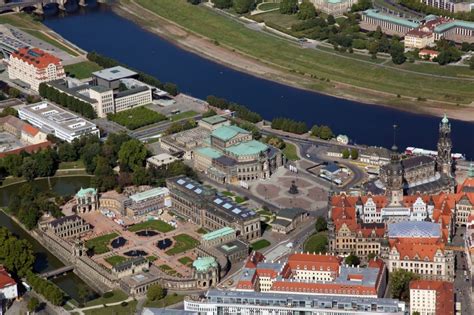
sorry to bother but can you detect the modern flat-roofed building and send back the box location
[7,47,65,91]
[310,0,358,16]
[184,289,406,314]
[198,115,231,131]
[360,9,419,36]
[92,66,138,89]
[409,280,454,315]
[166,176,261,241]
[271,208,309,234]
[146,153,179,169]
[18,101,100,142]
[126,187,170,217]
[160,126,211,159]
[113,85,152,113]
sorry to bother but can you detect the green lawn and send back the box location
[144,294,184,308]
[234,196,247,204]
[85,233,118,255]
[169,110,198,121]
[132,0,474,104]
[304,232,328,253]
[128,220,175,233]
[196,227,209,234]
[84,300,137,315]
[166,234,200,255]
[85,290,128,307]
[105,255,128,266]
[258,2,280,11]
[221,191,235,197]
[251,239,271,251]
[108,107,167,130]
[147,255,157,262]
[253,11,299,30]
[178,256,193,266]
[58,160,85,170]
[159,264,182,276]
[283,142,299,161]
[64,61,102,79]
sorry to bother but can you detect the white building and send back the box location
[7,47,65,92]
[310,0,358,16]
[18,101,100,143]
[114,86,152,113]
[146,153,179,168]
[409,280,454,315]
[0,266,17,300]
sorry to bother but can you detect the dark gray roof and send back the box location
[272,218,292,227]
[113,257,147,272]
[214,155,237,166]
[361,146,391,158]
[216,239,249,256]
[47,80,96,104]
[142,308,195,315]
[115,86,149,98]
[49,214,82,228]
[401,155,435,169]
[324,163,340,173]
[276,208,307,220]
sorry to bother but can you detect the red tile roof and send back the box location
[287,253,341,273]
[0,267,16,289]
[410,280,454,315]
[11,47,61,69]
[22,123,40,136]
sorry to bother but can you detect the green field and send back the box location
[85,233,118,255]
[85,290,128,307]
[178,256,193,266]
[253,11,299,30]
[282,142,299,161]
[159,264,182,277]
[131,0,474,105]
[258,2,280,11]
[251,239,271,251]
[169,110,198,121]
[128,220,175,232]
[105,255,128,266]
[58,160,85,170]
[304,232,328,253]
[64,61,102,79]
[147,255,157,262]
[84,300,137,315]
[108,107,167,130]
[196,227,209,234]
[166,234,200,255]
[144,294,184,308]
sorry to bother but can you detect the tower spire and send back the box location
[391,124,398,152]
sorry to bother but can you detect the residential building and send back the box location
[45,214,91,238]
[387,221,455,281]
[409,280,454,315]
[327,145,344,158]
[126,187,171,218]
[18,101,100,143]
[359,146,392,166]
[7,47,65,91]
[419,49,439,60]
[0,266,17,300]
[420,0,474,13]
[310,0,358,16]
[198,115,231,131]
[75,187,99,213]
[271,208,309,234]
[166,176,261,241]
[146,153,179,169]
[92,66,138,89]
[194,124,285,184]
[360,9,419,37]
[184,290,406,314]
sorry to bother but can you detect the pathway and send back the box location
[68,297,135,314]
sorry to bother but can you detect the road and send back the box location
[452,227,473,315]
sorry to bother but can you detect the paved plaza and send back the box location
[250,167,327,211]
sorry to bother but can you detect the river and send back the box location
[39,3,474,158]
[0,176,97,302]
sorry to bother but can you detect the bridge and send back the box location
[39,265,74,279]
[0,0,106,14]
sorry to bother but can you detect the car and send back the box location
[306,154,311,158]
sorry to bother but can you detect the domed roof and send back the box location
[193,256,217,272]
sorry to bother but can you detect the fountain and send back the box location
[289,180,299,194]
[110,237,127,249]
[135,229,158,237]
[156,238,173,250]
[124,249,148,257]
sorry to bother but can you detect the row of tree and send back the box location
[310,124,334,140]
[87,52,179,96]
[38,83,96,119]
[164,119,197,135]
[0,148,59,181]
[212,0,257,14]
[342,148,359,160]
[206,95,262,123]
[280,0,318,20]
[271,117,308,134]
[26,273,65,306]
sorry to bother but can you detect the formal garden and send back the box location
[107,107,167,130]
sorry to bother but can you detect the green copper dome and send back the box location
[193,256,217,272]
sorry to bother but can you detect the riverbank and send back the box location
[113,0,474,121]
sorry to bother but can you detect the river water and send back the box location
[40,3,474,158]
[0,176,96,302]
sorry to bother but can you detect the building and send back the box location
[75,187,99,213]
[409,280,454,315]
[200,227,249,264]
[45,214,91,238]
[166,176,261,241]
[113,86,152,113]
[421,0,474,13]
[387,221,454,281]
[194,125,285,184]
[359,146,392,166]
[146,153,179,169]
[112,257,150,278]
[160,126,211,159]
[198,115,231,131]
[0,266,17,300]
[419,49,439,60]
[18,101,100,142]
[7,47,65,91]
[271,208,309,234]
[310,0,358,16]
[360,10,419,37]
[404,16,450,49]
[98,190,130,216]
[327,145,344,158]
[434,19,474,43]
[92,66,138,89]
[126,187,170,217]
[201,227,236,248]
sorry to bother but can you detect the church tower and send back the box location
[437,114,452,176]
[386,125,403,206]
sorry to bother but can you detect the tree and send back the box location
[344,254,360,266]
[315,216,327,232]
[147,284,166,301]
[233,0,255,14]
[367,252,377,260]
[327,15,336,25]
[2,154,23,177]
[0,228,35,277]
[78,284,91,307]
[8,87,20,98]
[280,0,298,14]
[390,40,406,65]
[318,125,333,140]
[0,107,17,118]
[390,269,418,301]
[21,157,38,181]
[133,167,151,186]
[187,0,201,4]
[118,139,148,172]
[202,109,217,118]
[297,0,317,20]
[58,142,78,162]
[350,148,359,160]
[213,0,233,8]
[163,82,179,96]
[470,57,474,70]
[27,297,40,313]
[342,148,350,159]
